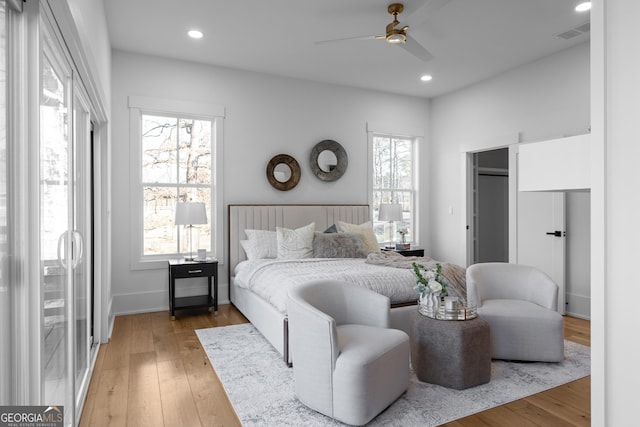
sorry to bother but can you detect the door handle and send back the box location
[546,231,562,237]
[57,232,68,268]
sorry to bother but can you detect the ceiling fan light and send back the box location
[188,29,203,39]
[386,33,406,44]
[420,74,433,82]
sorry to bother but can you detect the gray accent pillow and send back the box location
[312,232,368,258]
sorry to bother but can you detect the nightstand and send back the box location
[168,259,218,320]
[383,247,425,257]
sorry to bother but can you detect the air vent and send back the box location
[575,22,591,33]
[555,21,590,40]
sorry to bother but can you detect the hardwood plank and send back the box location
[150,310,175,335]
[506,400,576,427]
[78,344,106,427]
[126,351,164,427]
[183,347,242,427]
[129,313,155,354]
[86,367,130,427]
[524,385,590,426]
[153,327,181,362]
[101,316,132,370]
[157,358,202,427]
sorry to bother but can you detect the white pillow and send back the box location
[336,221,380,254]
[239,229,277,260]
[276,222,315,259]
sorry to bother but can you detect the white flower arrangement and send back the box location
[412,262,447,299]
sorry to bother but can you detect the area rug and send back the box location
[196,324,590,426]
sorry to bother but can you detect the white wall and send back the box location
[430,42,590,265]
[565,191,590,318]
[111,50,430,314]
[519,134,590,191]
[66,0,111,113]
[599,0,640,423]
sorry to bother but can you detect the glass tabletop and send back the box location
[418,304,478,321]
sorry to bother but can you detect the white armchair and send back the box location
[466,262,564,362]
[287,280,409,426]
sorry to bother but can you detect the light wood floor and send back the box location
[79,306,590,427]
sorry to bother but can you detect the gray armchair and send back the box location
[287,280,409,426]
[466,262,564,362]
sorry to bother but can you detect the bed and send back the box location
[228,204,465,365]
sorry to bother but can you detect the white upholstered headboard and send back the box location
[227,204,370,278]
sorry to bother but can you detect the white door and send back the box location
[515,191,566,314]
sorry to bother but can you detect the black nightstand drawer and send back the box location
[382,247,425,257]
[171,262,217,278]
[396,248,425,257]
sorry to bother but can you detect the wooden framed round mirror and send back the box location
[309,140,348,182]
[266,154,301,191]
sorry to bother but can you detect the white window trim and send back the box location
[128,96,225,270]
[366,122,422,246]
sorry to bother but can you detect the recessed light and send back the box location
[420,75,433,82]
[188,30,203,39]
[575,2,591,12]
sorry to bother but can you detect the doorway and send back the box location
[471,148,509,263]
[465,143,567,314]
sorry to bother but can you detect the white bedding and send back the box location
[233,258,419,313]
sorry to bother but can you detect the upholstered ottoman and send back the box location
[409,311,491,390]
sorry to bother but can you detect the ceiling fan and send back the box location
[316,1,448,62]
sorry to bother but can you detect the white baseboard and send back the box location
[565,292,590,320]
[112,287,230,316]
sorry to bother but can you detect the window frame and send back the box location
[367,123,421,246]
[129,96,224,270]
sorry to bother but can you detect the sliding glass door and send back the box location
[0,0,10,405]
[40,10,94,423]
[40,27,73,413]
[72,82,93,411]
[0,1,100,422]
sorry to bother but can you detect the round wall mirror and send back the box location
[309,140,348,182]
[274,163,292,182]
[317,150,338,173]
[266,154,301,191]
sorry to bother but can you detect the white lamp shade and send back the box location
[175,202,207,225]
[378,203,403,222]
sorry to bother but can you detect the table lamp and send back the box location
[378,203,403,249]
[175,202,207,261]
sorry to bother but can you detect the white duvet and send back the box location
[233,258,419,313]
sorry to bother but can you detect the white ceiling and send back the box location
[104,0,590,99]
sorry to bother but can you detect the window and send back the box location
[141,114,212,255]
[129,97,224,268]
[370,134,417,244]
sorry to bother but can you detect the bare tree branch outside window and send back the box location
[372,135,415,243]
[141,114,213,255]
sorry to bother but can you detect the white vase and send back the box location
[418,292,441,317]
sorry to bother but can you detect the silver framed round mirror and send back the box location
[266,154,301,191]
[309,140,348,182]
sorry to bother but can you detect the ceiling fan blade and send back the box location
[406,0,450,27]
[399,34,434,61]
[315,34,380,45]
